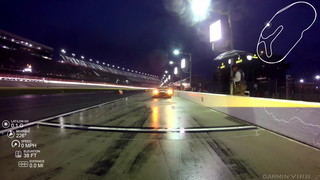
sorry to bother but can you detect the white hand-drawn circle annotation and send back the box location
[256,1,317,64]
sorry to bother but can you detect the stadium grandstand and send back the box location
[59,54,160,86]
[0,29,53,60]
[0,29,160,87]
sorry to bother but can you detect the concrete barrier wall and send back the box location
[176,91,320,149]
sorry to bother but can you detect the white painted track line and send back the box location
[0,97,126,135]
[37,122,257,133]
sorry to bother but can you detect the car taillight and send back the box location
[167,89,173,95]
[153,89,159,94]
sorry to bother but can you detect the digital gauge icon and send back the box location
[11,140,21,148]
[7,131,15,138]
[2,120,10,128]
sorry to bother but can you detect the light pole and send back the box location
[209,1,235,95]
[173,49,192,90]
[210,17,235,95]
[315,75,320,100]
[299,79,304,99]
[225,9,235,95]
[167,59,183,89]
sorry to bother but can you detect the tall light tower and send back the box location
[173,49,192,90]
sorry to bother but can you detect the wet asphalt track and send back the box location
[1,92,320,180]
[0,91,139,130]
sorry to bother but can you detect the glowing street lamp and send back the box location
[299,79,304,83]
[61,49,66,54]
[181,59,186,69]
[316,75,320,80]
[81,56,84,59]
[173,49,180,55]
[169,61,174,65]
[71,53,75,57]
[174,67,178,75]
[165,70,168,74]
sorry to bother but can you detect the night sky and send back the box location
[1,0,320,81]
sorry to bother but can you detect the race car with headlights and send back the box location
[152,87,174,98]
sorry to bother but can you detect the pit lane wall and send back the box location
[176,91,320,149]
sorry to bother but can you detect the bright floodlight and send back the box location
[191,0,211,21]
[316,75,320,80]
[210,20,222,42]
[169,61,174,65]
[165,70,168,74]
[61,49,66,54]
[181,58,186,69]
[174,67,178,75]
[173,49,180,55]
[247,55,253,61]
[299,79,304,83]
